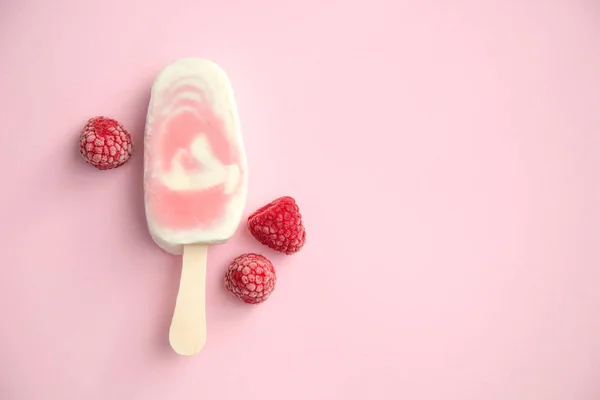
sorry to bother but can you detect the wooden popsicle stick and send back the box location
[169,243,208,356]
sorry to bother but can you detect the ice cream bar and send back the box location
[143,58,247,355]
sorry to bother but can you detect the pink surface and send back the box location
[0,1,599,399]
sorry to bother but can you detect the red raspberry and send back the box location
[225,253,276,304]
[79,116,133,170]
[248,196,306,254]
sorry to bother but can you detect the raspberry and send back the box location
[79,116,133,170]
[225,254,276,304]
[248,196,306,254]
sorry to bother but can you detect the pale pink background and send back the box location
[0,0,599,399]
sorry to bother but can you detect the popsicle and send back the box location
[143,58,247,355]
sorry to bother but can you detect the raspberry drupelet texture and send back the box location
[79,116,133,170]
[248,196,306,254]
[225,253,276,304]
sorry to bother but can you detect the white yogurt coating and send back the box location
[143,58,248,254]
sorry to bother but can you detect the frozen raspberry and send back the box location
[248,196,306,254]
[79,116,133,170]
[225,253,276,304]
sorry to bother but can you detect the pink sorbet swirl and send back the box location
[147,76,243,230]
